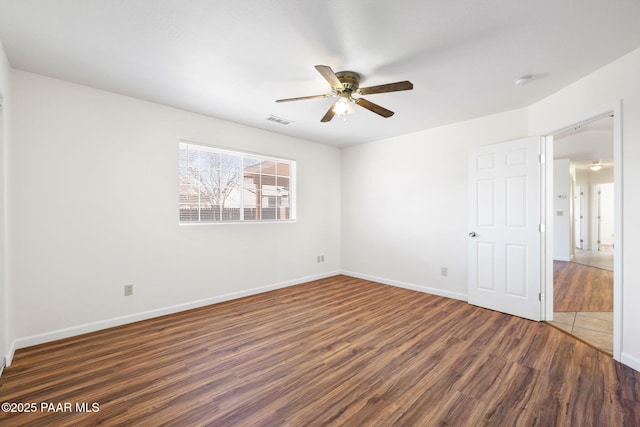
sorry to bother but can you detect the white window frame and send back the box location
[179,141,296,224]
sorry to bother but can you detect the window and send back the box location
[179,142,295,223]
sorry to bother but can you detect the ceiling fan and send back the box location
[276,65,413,122]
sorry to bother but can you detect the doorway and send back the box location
[547,114,615,355]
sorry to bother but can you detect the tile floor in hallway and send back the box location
[549,311,613,355]
[551,249,613,354]
[573,248,613,271]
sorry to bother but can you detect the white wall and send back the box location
[341,109,527,299]
[528,47,640,371]
[553,159,571,261]
[0,40,11,371]
[9,71,341,349]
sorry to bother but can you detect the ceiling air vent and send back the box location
[266,115,294,126]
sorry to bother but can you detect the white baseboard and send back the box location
[10,271,341,356]
[553,256,571,262]
[621,352,640,373]
[0,341,16,377]
[1,340,15,378]
[341,270,467,302]
[6,340,15,365]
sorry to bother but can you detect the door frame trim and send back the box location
[540,101,622,362]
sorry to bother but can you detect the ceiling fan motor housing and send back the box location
[335,71,360,93]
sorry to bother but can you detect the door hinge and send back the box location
[539,293,541,301]
[539,154,545,164]
[539,224,546,232]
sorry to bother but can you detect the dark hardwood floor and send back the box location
[554,261,613,312]
[1,275,639,426]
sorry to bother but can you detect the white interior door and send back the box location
[468,136,542,321]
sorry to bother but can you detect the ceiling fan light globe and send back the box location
[333,97,350,115]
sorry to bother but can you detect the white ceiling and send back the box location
[1,0,639,148]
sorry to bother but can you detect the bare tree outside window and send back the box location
[179,143,294,223]
[197,151,241,220]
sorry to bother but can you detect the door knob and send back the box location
[469,232,477,237]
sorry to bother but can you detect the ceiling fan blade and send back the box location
[355,98,394,118]
[315,65,343,90]
[321,102,338,122]
[276,94,331,103]
[358,81,414,95]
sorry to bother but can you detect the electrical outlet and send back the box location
[441,267,448,277]
[124,284,134,296]
[317,255,325,263]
